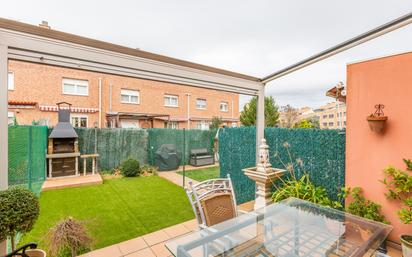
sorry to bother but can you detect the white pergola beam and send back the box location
[0,44,7,255]
[2,30,262,95]
[262,12,412,83]
[0,44,7,191]
[256,86,265,161]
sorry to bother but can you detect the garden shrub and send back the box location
[272,174,341,209]
[341,187,388,223]
[120,158,140,177]
[382,160,412,224]
[46,217,92,257]
[140,165,158,176]
[0,186,40,250]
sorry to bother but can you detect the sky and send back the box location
[1,1,412,109]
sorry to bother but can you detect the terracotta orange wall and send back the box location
[346,52,412,242]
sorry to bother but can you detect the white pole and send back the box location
[256,84,265,164]
[0,44,8,255]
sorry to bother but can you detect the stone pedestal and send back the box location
[243,138,285,210]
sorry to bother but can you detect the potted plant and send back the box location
[0,186,40,252]
[381,159,412,257]
[341,187,389,253]
[367,104,388,133]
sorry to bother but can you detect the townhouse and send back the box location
[7,60,240,129]
[317,102,347,129]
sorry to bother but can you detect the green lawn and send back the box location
[177,166,220,181]
[21,176,194,252]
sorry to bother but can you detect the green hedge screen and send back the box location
[219,127,345,204]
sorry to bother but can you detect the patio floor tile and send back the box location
[117,237,147,255]
[143,229,171,246]
[150,243,172,257]
[124,247,156,257]
[84,244,122,257]
[182,219,199,231]
[163,223,190,238]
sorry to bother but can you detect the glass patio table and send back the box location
[166,198,392,257]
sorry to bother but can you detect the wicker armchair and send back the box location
[185,174,245,229]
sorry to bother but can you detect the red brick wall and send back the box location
[8,60,239,128]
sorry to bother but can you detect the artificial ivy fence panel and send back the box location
[219,127,257,204]
[8,125,48,195]
[219,127,346,204]
[73,128,216,171]
[148,128,216,166]
[75,128,149,172]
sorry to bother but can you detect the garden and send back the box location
[2,127,412,256]
[1,158,195,256]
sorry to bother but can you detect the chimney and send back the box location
[39,21,51,29]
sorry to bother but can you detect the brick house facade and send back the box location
[7,60,240,129]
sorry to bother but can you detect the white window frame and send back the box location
[120,89,140,104]
[8,72,14,90]
[71,115,88,128]
[196,98,207,110]
[231,122,237,128]
[62,78,89,96]
[164,94,179,107]
[197,121,209,130]
[8,112,14,125]
[220,101,229,112]
[165,121,179,129]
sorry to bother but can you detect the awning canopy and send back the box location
[39,105,99,113]
[326,86,346,103]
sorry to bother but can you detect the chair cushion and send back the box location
[200,193,236,227]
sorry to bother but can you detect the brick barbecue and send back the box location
[46,102,79,178]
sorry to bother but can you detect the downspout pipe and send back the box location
[185,93,191,129]
[262,12,412,83]
[98,78,102,128]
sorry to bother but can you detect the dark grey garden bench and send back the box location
[189,148,215,167]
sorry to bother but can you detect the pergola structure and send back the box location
[0,9,411,255]
[106,112,171,128]
[1,13,412,192]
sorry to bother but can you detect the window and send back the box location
[164,95,178,107]
[121,120,139,128]
[322,122,327,127]
[328,122,334,127]
[62,78,88,96]
[231,122,237,128]
[121,89,140,104]
[164,121,179,129]
[328,114,334,118]
[196,98,207,109]
[337,121,340,126]
[71,115,88,128]
[322,115,327,119]
[8,72,14,90]
[220,102,229,112]
[8,112,14,125]
[344,121,347,126]
[197,121,209,130]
